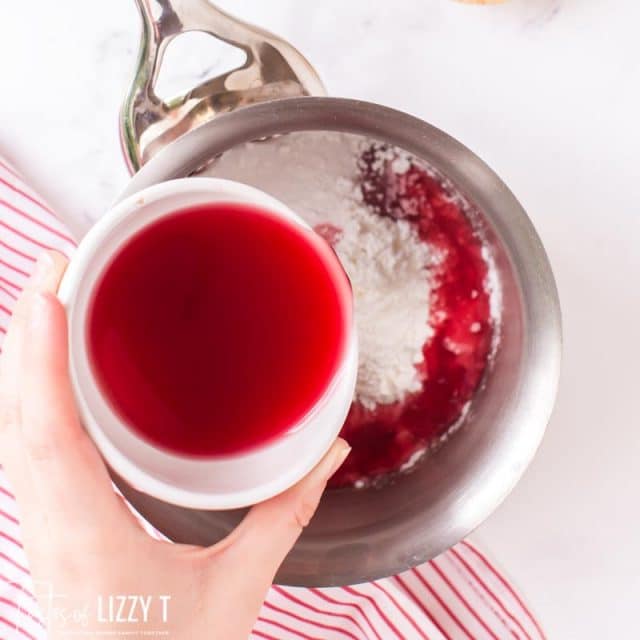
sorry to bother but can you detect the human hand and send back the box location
[0,250,351,639]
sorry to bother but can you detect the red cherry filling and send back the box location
[329,146,494,488]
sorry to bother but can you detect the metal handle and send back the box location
[120,0,326,173]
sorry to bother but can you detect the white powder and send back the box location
[333,195,432,408]
[201,131,433,409]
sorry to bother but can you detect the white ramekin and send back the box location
[58,177,357,510]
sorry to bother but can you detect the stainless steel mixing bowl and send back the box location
[111,0,562,586]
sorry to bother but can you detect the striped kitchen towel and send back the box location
[0,156,545,640]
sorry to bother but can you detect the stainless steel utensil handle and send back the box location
[120,0,326,172]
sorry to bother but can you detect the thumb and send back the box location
[208,438,350,589]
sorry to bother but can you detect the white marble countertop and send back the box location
[2,1,639,637]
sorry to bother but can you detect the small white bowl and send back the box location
[59,177,357,510]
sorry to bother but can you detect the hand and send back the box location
[0,251,351,639]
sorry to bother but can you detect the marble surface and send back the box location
[2,1,639,637]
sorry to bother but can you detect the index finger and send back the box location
[0,251,67,424]
[0,251,68,483]
[3,252,132,541]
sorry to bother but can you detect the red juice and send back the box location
[88,203,351,457]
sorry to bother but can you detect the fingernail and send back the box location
[324,440,352,480]
[28,291,51,330]
[30,251,55,287]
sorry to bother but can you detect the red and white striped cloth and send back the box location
[0,156,545,640]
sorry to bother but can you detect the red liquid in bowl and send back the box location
[330,149,494,487]
[88,203,350,457]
